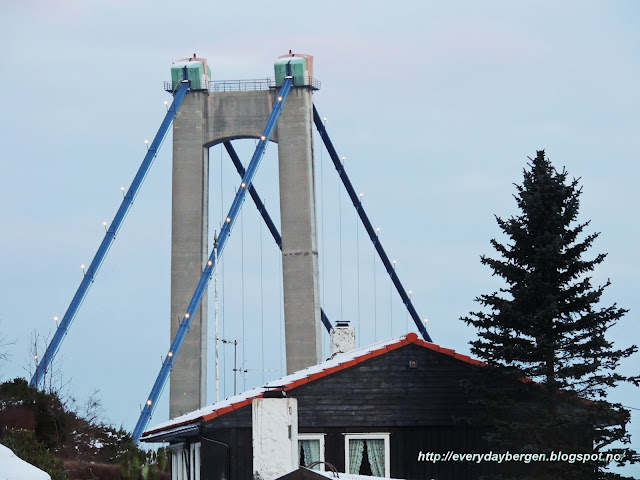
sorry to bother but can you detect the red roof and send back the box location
[141,333,485,439]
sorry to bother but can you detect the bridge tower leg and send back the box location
[170,90,209,419]
[276,87,322,374]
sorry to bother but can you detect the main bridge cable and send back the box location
[312,105,433,343]
[132,76,294,443]
[222,141,333,333]
[30,74,192,389]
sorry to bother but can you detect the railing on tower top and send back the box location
[210,78,271,92]
[164,76,320,93]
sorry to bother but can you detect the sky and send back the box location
[1,0,639,476]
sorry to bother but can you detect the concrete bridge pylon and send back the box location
[169,54,322,418]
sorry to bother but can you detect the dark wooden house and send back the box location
[140,332,591,480]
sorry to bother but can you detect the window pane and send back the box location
[299,439,321,469]
[346,436,389,477]
[348,439,365,474]
[365,439,385,477]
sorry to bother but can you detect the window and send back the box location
[169,442,200,480]
[298,434,325,471]
[344,433,390,477]
[169,445,187,480]
[189,442,201,480]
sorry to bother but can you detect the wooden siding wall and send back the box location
[207,344,480,430]
[201,424,592,480]
[296,344,478,427]
[307,426,493,480]
[201,427,252,480]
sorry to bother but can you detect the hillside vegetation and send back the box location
[0,378,168,480]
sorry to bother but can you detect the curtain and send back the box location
[171,451,179,480]
[348,439,365,474]
[299,439,321,469]
[366,439,385,477]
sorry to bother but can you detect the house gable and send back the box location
[295,343,478,428]
[194,342,481,432]
[142,333,485,440]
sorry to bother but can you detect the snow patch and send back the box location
[0,443,51,480]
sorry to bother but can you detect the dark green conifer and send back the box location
[462,150,638,479]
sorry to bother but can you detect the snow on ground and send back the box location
[0,443,51,480]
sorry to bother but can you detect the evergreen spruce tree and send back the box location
[462,151,638,479]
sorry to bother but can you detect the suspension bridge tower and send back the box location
[169,54,322,418]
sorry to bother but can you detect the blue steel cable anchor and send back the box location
[132,77,294,443]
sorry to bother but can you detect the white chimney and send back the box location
[329,320,356,358]
[252,393,298,480]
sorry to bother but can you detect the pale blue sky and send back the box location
[1,1,639,475]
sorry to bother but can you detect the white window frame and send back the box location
[344,433,390,477]
[298,433,326,471]
[189,442,201,480]
[168,443,187,480]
